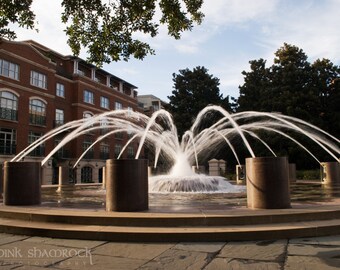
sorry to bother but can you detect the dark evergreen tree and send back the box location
[166,66,231,137]
[237,59,269,111]
[236,43,340,168]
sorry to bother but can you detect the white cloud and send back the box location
[12,0,71,55]
[7,0,340,102]
[254,0,340,63]
[202,0,279,26]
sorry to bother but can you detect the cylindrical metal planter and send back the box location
[106,159,148,212]
[321,162,340,185]
[246,157,290,209]
[4,161,41,205]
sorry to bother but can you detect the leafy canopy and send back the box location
[167,66,231,137]
[0,0,204,66]
[0,0,36,39]
[236,43,340,168]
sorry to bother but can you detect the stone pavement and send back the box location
[0,233,340,269]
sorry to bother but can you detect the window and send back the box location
[115,131,124,140]
[0,128,16,155]
[0,91,18,121]
[84,90,94,104]
[83,112,93,119]
[127,125,134,139]
[127,106,133,116]
[81,166,93,183]
[54,138,68,159]
[83,112,94,131]
[114,144,122,158]
[100,96,109,109]
[83,140,94,159]
[29,99,46,125]
[115,101,122,110]
[55,109,64,126]
[56,83,65,97]
[127,146,134,158]
[152,101,160,111]
[28,131,44,156]
[100,117,109,134]
[0,59,19,80]
[30,71,47,89]
[100,143,110,159]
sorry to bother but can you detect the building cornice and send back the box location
[0,49,56,74]
[0,79,55,99]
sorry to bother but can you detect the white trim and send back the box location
[29,96,48,104]
[0,88,20,97]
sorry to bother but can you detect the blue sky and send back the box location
[12,0,340,102]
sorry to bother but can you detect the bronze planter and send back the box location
[321,162,340,186]
[246,157,290,209]
[4,161,41,205]
[106,159,148,212]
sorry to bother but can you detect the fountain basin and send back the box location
[149,174,244,193]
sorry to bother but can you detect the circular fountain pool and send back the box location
[41,181,340,212]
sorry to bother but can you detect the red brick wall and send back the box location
[0,39,142,161]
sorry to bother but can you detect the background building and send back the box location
[0,38,142,184]
[137,94,167,116]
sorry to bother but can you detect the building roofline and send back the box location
[137,94,167,104]
[20,39,138,89]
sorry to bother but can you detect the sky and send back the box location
[11,0,340,102]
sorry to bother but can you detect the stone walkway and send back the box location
[0,233,340,269]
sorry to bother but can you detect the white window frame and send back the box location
[100,96,109,109]
[30,70,47,89]
[55,109,64,124]
[115,101,122,110]
[84,90,94,104]
[0,59,19,80]
[56,83,65,97]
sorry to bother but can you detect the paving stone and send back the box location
[39,238,106,249]
[290,235,340,246]
[23,237,49,243]
[174,242,225,253]
[288,243,340,257]
[53,254,146,270]
[204,257,282,270]
[16,265,60,270]
[138,248,210,270]
[92,242,175,260]
[0,260,23,269]
[218,239,287,262]
[285,255,340,270]
[0,234,30,246]
[0,239,90,268]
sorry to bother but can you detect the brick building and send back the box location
[0,38,142,184]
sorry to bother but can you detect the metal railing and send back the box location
[0,107,18,121]
[29,114,46,126]
[0,143,16,155]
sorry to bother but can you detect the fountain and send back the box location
[1,105,340,240]
[8,105,339,195]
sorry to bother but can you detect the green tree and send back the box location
[311,58,340,136]
[270,43,317,120]
[166,66,231,137]
[236,43,340,168]
[0,0,204,66]
[0,0,36,39]
[237,58,269,111]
